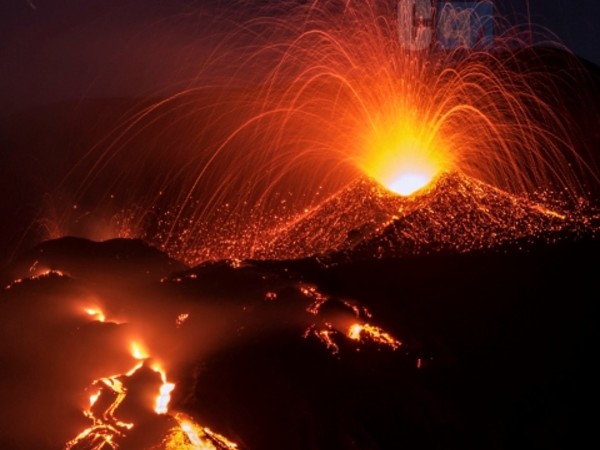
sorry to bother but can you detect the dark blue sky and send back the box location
[1,0,598,111]
[507,0,599,64]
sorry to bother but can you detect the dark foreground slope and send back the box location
[0,233,597,449]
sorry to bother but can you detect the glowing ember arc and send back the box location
[49,0,598,264]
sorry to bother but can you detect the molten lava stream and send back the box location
[65,341,237,450]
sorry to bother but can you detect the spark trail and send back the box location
[46,0,597,264]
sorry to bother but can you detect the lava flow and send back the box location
[65,335,237,450]
[0,239,409,449]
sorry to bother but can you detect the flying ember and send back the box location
[42,0,597,265]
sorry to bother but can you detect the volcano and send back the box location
[1,8,600,444]
[261,171,596,260]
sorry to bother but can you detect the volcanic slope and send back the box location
[261,172,596,260]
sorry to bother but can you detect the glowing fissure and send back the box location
[305,319,401,355]
[311,324,340,354]
[300,283,330,315]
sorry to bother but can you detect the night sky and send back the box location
[0,0,598,112]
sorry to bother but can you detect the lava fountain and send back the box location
[47,0,597,263]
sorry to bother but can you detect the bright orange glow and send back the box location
[125,361,144,376]
[68,337,238,448]
[84,307,106,322]
[357,118,448,196]
[347,323,401,350]
[88,391,100,408]
[388,172,433,196]
[152,364,175,414]
[169,413,239,449]
[176,312,190,327]
[155,381,176,414]
[38,269,65,277]
[49,0,595,265]
[348,323,363,341]
[130,341,149,360]
[179,420,204,447]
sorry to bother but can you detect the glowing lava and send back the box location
[388,172,434,196]
[153,365,175,415]
[65,339,236,449]
[84,308,106,323]
[347,323,402,350]
[306,319,402,355]
[357,117,449,196]
[165,414,238,450]
[365,157,441,196]
[130,341,149,361]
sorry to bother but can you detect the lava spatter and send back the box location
[260,172,597,260]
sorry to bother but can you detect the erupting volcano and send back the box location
[17,0,594,266]
[1,0,599,449]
